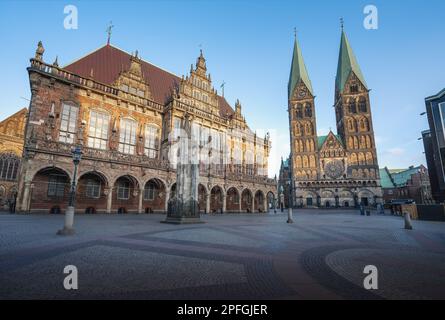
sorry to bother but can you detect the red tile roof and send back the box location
[63,44,234,118]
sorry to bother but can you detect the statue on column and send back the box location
[163,113,203,224]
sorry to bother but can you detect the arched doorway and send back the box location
[143,178,166,213]
[267,191,275,212]
[30,167,71,213]
[226,187,240,213]
[254,190,265,213]
[76,171,108,214]
[241,189,253,213]
[170,183,177,199]
[198,184,207,213]
[210,186,223,213]
[113,175,139,214]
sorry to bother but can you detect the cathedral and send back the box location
[286,27,383,208]
[16,39,275,214]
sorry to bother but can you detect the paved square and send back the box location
[1,210,444,299]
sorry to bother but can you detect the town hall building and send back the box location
[16,39,276,214]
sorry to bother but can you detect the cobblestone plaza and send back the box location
[1,210,444,300]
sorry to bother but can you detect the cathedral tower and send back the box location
[288,35,319,183]
[334,27,380,186]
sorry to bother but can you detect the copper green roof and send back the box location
[379,168,395,189]
[335,30,367,93]
[317,133,343,149]
[391,166,421,187]
[379,166,422,188]
[288,36,314,98]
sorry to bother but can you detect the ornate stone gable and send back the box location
[290,81,314,102]
[112,51,152,101]
[319,132,344,154]
[0,108,27,155]
[177,51,219,116]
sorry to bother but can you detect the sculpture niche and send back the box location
[163,113,203,224]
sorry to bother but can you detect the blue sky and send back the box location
[0,0,444,177]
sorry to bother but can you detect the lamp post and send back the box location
[57,145,83,235]
[287,180,294,224]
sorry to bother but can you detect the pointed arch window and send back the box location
[0,153,20,181]
[349,99,357,114]
[59,102,78,144]
[304,103,312,117]
[119,118,137,154]
[145,124,159,158]
[359,97,367,113]
[88,110,110,150]
[296,104,303,119]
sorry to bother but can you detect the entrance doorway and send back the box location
[306,197,313,206]
[361,197,369,207]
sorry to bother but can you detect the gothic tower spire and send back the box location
[288,34,314,99]
[335,28,367,94]
[334,27,380,188]
[288,34,319,187]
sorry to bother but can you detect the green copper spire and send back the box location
[288,34,314,99]
[335,29,368,93]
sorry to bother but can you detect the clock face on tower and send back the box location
[324,160,344,179]
[298,87,307,98]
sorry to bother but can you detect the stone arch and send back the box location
[241,188,253,213]
[358,189,375,207]
[76,171,109,214]
[143,178,167,213]
[365,152,373,165]
[210,185,223,213]
[309,155,316,168]
[170,183,177,198]
[359,96,367,113]
[366,136,372,148]
[0,185,6,206]
[266,191,275,212]
[302,155,309,168]
[350,153,358,165]
[347,118,356,132]
[303,190,317,207]
[254,190,265,213]
[30,166,72,213]
[226,187,240,212]
[113,174,140,214]
[358,152,366,165]
[296,156,302,168]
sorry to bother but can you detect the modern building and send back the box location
[16,40,276,214]
[423,89,445,203]
[0,108,27,208]
[287,27,382,208]
[379,165,433,205]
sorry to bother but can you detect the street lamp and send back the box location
[286,180,294,224]
[57,145,83,235]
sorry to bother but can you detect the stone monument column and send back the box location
[163,113,203,224]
